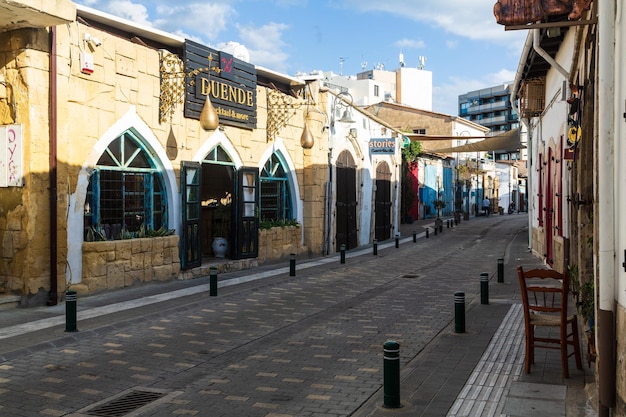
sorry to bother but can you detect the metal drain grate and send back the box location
[85,390,166,417]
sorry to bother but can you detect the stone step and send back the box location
[0,295,21,310]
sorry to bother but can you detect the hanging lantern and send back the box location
[199,93,219,131]
[300,120,314,149]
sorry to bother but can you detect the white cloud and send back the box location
[237,22,291,72]
[395,38,426,49]
[153,4,235,41]
[340,0,526,50]
[102,0,152,26]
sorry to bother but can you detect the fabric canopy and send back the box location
[415,129,524,153]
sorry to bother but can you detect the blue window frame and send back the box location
[84,130,167,240]
[260,153,292,221]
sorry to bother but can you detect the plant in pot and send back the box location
[433,199,446,218]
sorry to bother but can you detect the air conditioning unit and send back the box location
[520,77,545,117]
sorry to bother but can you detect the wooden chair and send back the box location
[517,266,583,378]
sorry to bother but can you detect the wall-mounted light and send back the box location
[330,91,356,128]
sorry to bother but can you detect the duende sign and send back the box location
[184,40,257,130]
[369,137,396,155]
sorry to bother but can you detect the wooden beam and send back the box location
[504,18,597,31]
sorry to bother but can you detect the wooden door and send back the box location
[336,151,358,251]
[181,161,201,269]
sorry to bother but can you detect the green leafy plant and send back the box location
[145,226,175,237]
[85,225,107,242]
[569,264,594,327]
[137,224,175,238]
[259,219,300,230]
[120,228,135,240]
[579,280,595,324]
[401,140,422,164]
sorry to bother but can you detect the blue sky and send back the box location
[75,0,527,116]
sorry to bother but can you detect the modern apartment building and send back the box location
[458,83,519,135]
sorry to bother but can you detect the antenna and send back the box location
[339,57,347,75]
[399,51,405,67]
[418,56,426,70]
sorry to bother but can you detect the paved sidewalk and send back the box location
[355,213,596,417]
[0,214,596,416]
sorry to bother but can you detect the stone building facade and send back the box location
[0,3,402,306]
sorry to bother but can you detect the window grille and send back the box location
[84,131,167,240]
[260,153,291,221]
[520,77,545,117]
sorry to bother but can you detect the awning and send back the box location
[410,128,524,153]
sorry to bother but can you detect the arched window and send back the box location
[84,130,167,240]
[260,153,292,221]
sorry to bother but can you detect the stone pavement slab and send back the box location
[0,214,595,416]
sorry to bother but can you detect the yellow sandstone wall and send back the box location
[0,28,55,303]
[1,22,330,299]
[80,236,180,292]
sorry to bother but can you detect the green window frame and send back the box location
[84,130,167,240]
[260,153,292,221]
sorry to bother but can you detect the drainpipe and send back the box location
[533,29,570,79]
[47,26,58,306]
[597,1,617,414]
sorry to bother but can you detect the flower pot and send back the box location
[212,237,229,258]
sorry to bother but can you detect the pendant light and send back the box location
[301,114,314,149]
[199,93,219,131]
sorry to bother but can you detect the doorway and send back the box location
[201,163,235,258]
[336,150,358,251]
[375,162,392,241]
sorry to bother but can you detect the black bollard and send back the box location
[454,292,465,333]
[480,272,489,305]
[373,239,378,256]
[383,340,402,408]
[395,233,399,248]
[412,231,417,243]
[290,253,296,277]
[426,228,429,238]
[497,258,504,283]
[65,290,78,332]
[447,219,450,228]
[210,266,218,296]
[340,244,346,264]
[434,226,437,236]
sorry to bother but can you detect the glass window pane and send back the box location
[97,150,117,166]
[108,137,122,163]
[128,149,151,168]
[88,131,168,240]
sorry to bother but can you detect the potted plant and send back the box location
[433,199,446,218]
